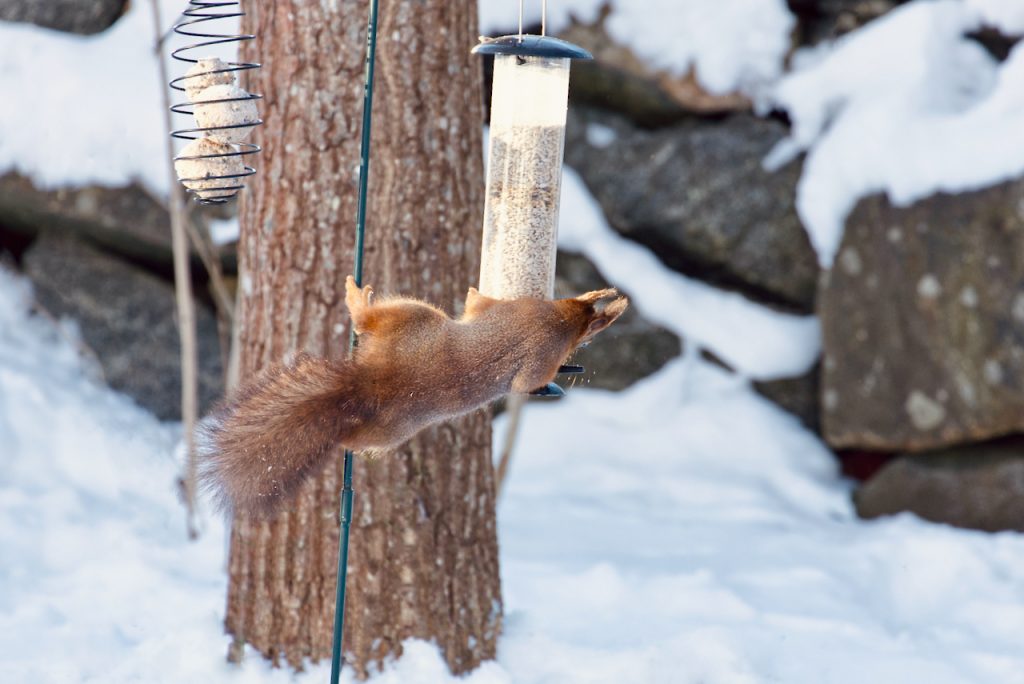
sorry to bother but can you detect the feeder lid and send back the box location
[472,34,593,60]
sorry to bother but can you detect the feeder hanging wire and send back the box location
[516,0,548,39]
[330,0,379,681]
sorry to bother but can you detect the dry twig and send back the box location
[494,394,526,495]
[149,0,200,539]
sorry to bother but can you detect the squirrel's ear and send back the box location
[575,288,619,305]
[582,296,628,340]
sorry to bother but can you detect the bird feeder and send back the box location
[169,4,263,203]
[473,35,592,300]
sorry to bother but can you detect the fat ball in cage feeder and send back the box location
[169,1,263,203]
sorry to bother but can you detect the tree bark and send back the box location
[226,1,500,677]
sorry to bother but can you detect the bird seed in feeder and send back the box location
[479,125,565,299]
[183,57,236,102]
[174,137,244,200]
[192,84,260,144]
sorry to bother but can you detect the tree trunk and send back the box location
[225,1,500,677]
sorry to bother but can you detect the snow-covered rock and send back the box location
[769,0,1024,267]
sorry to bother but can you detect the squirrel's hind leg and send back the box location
[346,275,449,345]
[345,275,375,334]
[463,287,502,320]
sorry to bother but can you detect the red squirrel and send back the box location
[199,275,628,515]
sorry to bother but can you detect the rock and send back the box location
[966,26,1021,63]
[788,1,1021,56]
[855,440,1024,532]
[787,1,903,46]
[0,172,234,271]
[0,0,127,35]
[754,363,821,432]
[819,181,1024,451]
[22,232,224,420]
[565,106,819,312]
[567,58,692,129]
[555,250,681,390]
[558,9,748,126]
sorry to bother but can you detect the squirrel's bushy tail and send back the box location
[197,353,363,517]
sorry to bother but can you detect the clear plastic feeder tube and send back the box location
[474,37,591,300]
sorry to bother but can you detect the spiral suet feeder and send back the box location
[169,1,263,203]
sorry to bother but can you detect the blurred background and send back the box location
[2,1,1024,683]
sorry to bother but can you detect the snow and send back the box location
[559,167,820,380]
[767,0,1024,266]
[584,122,617,148]
[602,0,793,97]
[209,216,241,245]
[478,0,794,96]
[4,246,1024,683]
[478,0,606,36]
[970,0,1024,33]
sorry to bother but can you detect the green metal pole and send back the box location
[330,0,378,681]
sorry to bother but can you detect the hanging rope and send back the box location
[330,0,379,681]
